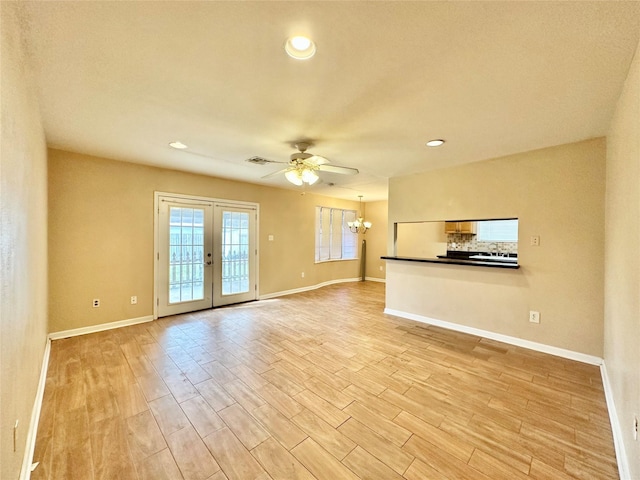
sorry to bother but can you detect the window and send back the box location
[476,219,519,242]
[315,206,358,262]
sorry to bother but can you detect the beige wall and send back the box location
[48,149,364,333]
[395,221,447,259]
[386,138,606,356]
[363,200,387,280]
[605,38,640,477]
[0,4,49,478]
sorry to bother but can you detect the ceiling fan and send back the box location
[246,142,359,186]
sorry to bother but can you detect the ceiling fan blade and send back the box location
[261,167,291,179]
[307,155,330,165]
[318,164,359,175]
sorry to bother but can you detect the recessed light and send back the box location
[169,141,188,150]
[426,139,445,147]
[285,35,316,60]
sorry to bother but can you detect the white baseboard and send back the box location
[384,308,603,366]
[259,277,362,300]
[48,315,154,340]
[600,362,629,479]
[20,338,51,480]
[365,276,386,283]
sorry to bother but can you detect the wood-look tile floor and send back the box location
[32,282,618,479]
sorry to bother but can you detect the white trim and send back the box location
[153,193,160,319]
[384,308,603,366]
[365,276,386,283]
[600,362,629,479]
[20,339,51,480]
[48,315,153,340]
[259,277,361,300]
[155,191,258,209]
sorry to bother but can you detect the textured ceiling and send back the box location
[17,1,640,200]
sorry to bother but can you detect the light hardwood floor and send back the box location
[32,281,618,479]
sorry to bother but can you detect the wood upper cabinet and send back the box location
[444,221,477,234]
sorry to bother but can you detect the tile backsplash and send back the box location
[447,233,518,255]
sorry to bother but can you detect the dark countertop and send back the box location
[381,255,520,269]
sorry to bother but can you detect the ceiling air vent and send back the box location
[246,156,273,165]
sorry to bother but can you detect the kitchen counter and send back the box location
[381,255,520,269]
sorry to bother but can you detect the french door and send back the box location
[155,194,258,317]
[213,203,257,306]
[157,197,214,317]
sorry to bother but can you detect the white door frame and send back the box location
[153,191,260,320]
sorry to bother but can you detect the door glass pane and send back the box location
[221,211,250,295]
[168,206,206,304]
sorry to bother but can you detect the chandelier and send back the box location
[285,165,319,186]
[348,195,372,234]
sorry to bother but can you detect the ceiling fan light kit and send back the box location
[283,167,319,186]
[285,167,320,186]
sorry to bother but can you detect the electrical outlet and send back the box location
[529,311,540,323]
[130,296,137,305]
[530,235,540,246]
[301,272,305,278]
[92,298,100,308]
[634,415,638,441]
